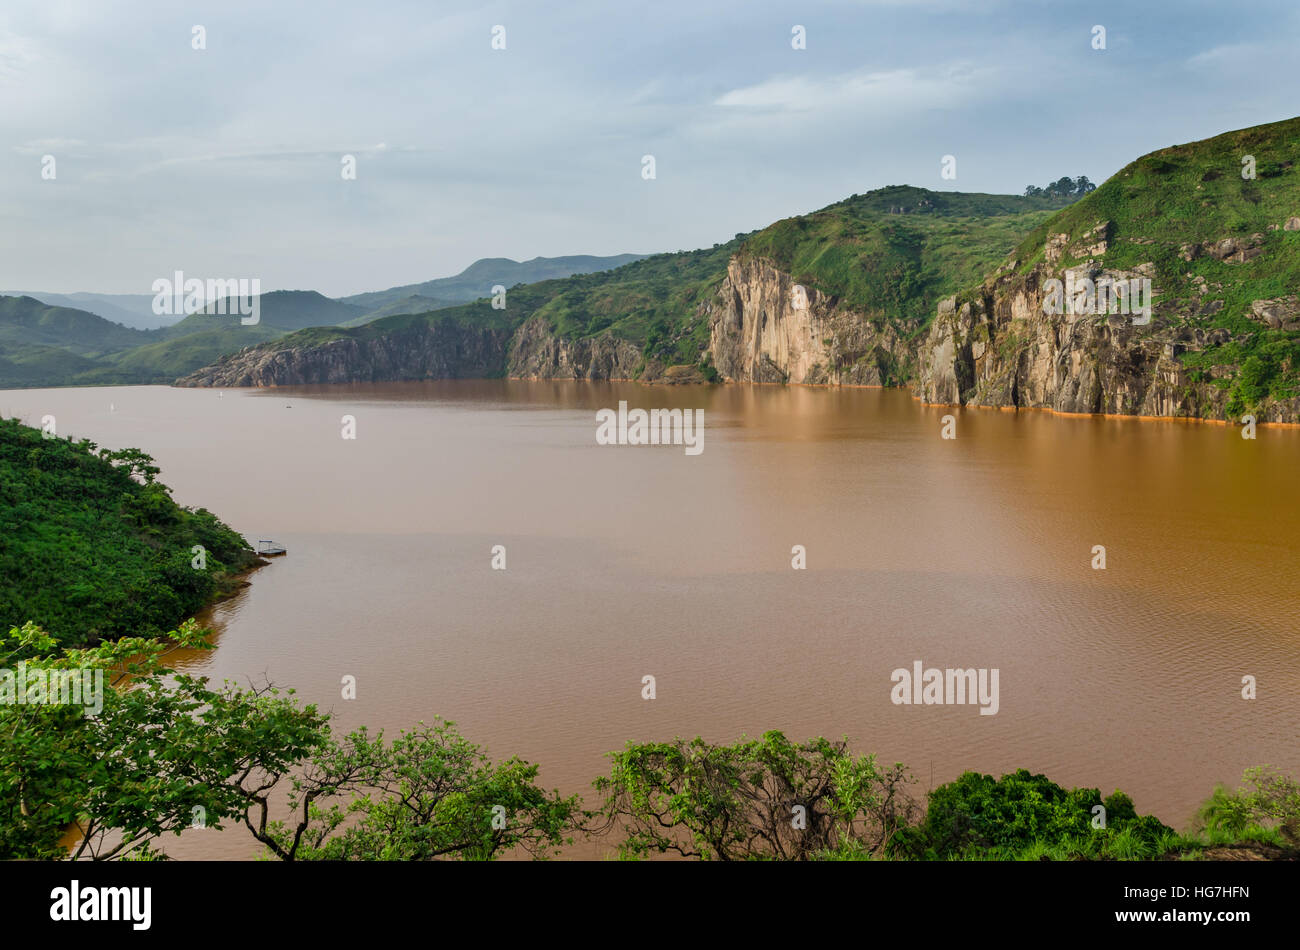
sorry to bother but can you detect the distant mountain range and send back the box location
[0,292,169,330]
[338,254,647,314]
[0,255,645,388]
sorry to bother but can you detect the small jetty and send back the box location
[256,539,287,557]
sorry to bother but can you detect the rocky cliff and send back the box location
[177,321,513,387]
[506,315,642,380]
[916,219,1300,423]
[706,256,911,386]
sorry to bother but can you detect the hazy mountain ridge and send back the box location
[339,254,648,314]
[0,291,172,330]
[0,258,642,388]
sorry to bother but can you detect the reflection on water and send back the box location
[6,380,1299,858]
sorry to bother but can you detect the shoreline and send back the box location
[159,375,1300,429]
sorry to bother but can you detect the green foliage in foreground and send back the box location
[0,418,258,646]
[0,621,579,861]
[0,620,329,860]
[889,769,1173,861]
[250,720,580,861]
[1195,765,1300,847]
[3,644,1295,863]
[591,731,917,860]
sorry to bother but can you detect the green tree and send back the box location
[0,620,330,859]
[247,719,582,860]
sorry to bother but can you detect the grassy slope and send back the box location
[92,325,288,383]
[341,294,460,327]
[0,296,151,357]
[1004,115,1300,409]
[0,418,259,645]
[740,185,1069,334]
[0,296,160,388]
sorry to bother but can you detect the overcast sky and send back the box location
[2,0,1297,297]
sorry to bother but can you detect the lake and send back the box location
[5,380,1298,858]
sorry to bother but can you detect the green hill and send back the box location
[165,290,364,334]
[218,241,746,373]
[340,254,648,313]
[738,185,1071,325]
[97,325,287,381]
[0,342,103,389]
[342,294,460,327]
[0,417,259,645]
[0,291,367,388]
[0,291,174,330]
[1000,116,1300,410]
[0,296,165,388]
[0,296,152,357]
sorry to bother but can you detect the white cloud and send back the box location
[714,65,999,115]
[1186,42,1266,68]
[12,137,83,154]
[0,29,38,79]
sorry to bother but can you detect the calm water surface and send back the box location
[5,380,1298,858]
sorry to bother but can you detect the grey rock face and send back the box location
[707,256,906,386]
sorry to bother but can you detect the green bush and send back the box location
[890,768,1171,860]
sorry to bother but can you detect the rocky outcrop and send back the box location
[506,315,642,380]
[178,312,653,388]
[914,228,1300,422]
[1248,296,1300,330]
[915,279,1192,416]
[177,321,512,387]
[707,256,910,385]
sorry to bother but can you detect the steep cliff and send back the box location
[706,256,908,385]
[703,186,1065,386]
[507,314,643,380]
[916,262,1205,416]
[917,116,1300,423]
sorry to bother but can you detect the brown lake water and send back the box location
[5,380,1298,859]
